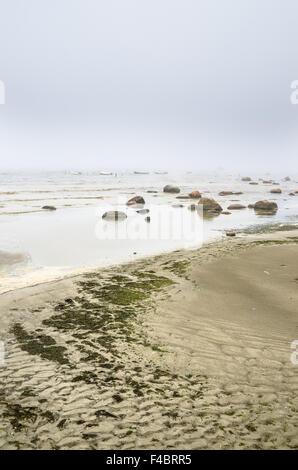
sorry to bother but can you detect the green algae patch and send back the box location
[78,273,174,306]
[1,402,55,432]
[20,389,36,398]
[44,305,112,333]
[162,260,190,278]
[11,323,69,365]
[71,371,98,384]
[41,270,174,361]
[57,419,67,429]
[94,284,147,305]
[112,393,124,403]
[8,267,179,422]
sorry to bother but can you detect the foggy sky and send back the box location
[1,0,298,171]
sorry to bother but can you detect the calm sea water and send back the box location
[0,170,298,293]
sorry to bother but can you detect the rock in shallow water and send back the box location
[198,197,222,213]
[136,209,149,214]
[227,204,246,210]
[189,190,201,199]
[270,188,282,194]
[102,211,127,221]
[126,196,145,205]
[218,191,234,196]
[254,200,278,213]
[163,185,180,194]
[42,205,56,211]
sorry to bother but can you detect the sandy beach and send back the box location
[2,0,298,455]
[0,229,297,450]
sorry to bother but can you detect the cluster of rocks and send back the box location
[99,178,286,224]
[102,195,149,222]
[262,180,280,185]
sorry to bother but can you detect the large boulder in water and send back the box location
[126,195,145,205]
[198,197,222,213]
[163,185,180,194]
[241,177,252,182]
[102,211,127,221]
[254,200,278,213]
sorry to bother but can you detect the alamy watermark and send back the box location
[0,80,5,104]
[290,80,298,104]
[0,341,4,365]
[290,340,298,365]
[94,198,204,248]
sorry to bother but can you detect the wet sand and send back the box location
[0,231,297,449]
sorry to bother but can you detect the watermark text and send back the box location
[291,340,298,365]
[0,341,4,365]
[290,80,298,104]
